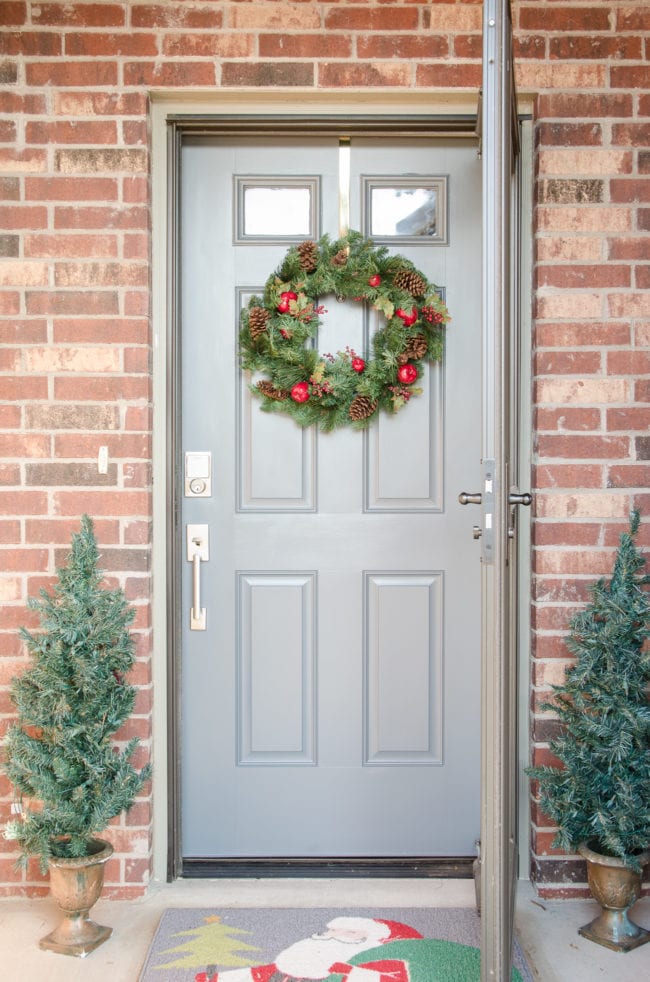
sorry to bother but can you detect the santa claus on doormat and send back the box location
[195,916,423,982]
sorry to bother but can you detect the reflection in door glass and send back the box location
[370,187,438,237]
[244,187,311,236]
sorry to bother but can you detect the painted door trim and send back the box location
[150,91,532,886]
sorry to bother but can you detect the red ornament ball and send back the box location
[290,381,310,403]
[277,290,298,314]
[397,363,418,385]
[351,357,366,373]
[396,306,418,328]
[368,274,382,288]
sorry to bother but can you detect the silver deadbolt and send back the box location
[185,452,212,497]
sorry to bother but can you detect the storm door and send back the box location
[176,131,484,867]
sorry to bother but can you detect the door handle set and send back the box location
[458,460,531,562]
[186,524,209,630]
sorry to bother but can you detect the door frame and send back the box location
[150,91,533,885]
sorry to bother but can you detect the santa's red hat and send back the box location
[374,919,423,942]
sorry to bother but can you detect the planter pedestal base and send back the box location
[579,911,650,953]
[40,917,112,957]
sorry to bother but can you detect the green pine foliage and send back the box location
[527,511,650,869]
[3,515,151,870]
[239,230,450,430]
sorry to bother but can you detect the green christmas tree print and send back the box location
[154,916,261,971]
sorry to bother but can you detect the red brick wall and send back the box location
[0,2,648,899]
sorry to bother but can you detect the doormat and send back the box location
[139,908,533,982]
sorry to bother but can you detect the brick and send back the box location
[25,176,118,202]
[0,491,47,516]
[26,405,119,430]
[535,494,630,521]
[123,61,216,87]
[27,61,118,87]
[608,237,650,261]
[537,179,603,204]
[54,377,149,401]
[535,463,603,490]
[537,207,632,233]
[0,177,19,200]
[539,150,632,177]
[535,408,602,432]
[64,32,158,57]
[0,30,62,56]
[536,322,631,347]
[54,433,149,458]
[534,351,601,376]
[537,435,630,459]
[608,408,650,431]
[536,265,630,289]
[415,64,482,88]
[52,317,148,344]
[636,437,650,460]
[221,62,314,87]
[25,120,118,145]
[0,148,47,173]
[320,62,413,88]
[53,491,150,516]
[55,262,148,287]
[357,36,449,60]
[0,377,48,401]
[549,36,642,61]
[26,461,117,488]
[532,521,601,545]
[537,94,633,119]
[325,7,419,31]
[608,465,650,488]
[0,434,50,458]
[24,234,117,259]
[25,518,119,545]
[131,4,222,28]
[0,205,47,229]
[25,290,118,315]
[536,237,603,263]
[636,266,650,289]
[520,6,610,31]
[606,351,650,375]
[611,179,650,204]
[610,66,650,89]
[55,149,147,175]
[54,92,147,117]
[54,205,148,230]
[513,35,546,60]
[0,261,48,286]
[617,7,650,31]
[31,3,125,27]
[516,63,606,91]
[25,346,121,373]
[536,378,628,405]
[608,293,650,317]
[0,318,48,343]
[423,4,482,32]
[164,33,255,59]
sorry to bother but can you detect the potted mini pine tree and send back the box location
[3,515,151,956]
[528,510,650,952]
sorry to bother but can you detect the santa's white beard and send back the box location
[275,935,380,979]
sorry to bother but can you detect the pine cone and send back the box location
[297,239,318,272]
[394,269,428,298]
[331,248,349,267]
[403,333,429,361]
[248,306,269,339]
[257,380,289,402]
[349,395,378,421]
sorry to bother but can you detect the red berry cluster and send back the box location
[420,305,445,325]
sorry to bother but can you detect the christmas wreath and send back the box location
[239,230,450,430]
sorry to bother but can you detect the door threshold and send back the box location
[182,857,474,879]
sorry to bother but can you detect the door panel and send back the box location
[180,135,482,859]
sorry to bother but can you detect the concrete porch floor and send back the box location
[0,878,649,981]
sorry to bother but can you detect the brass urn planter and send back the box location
[39,838,113,957]
[578,842,650,953]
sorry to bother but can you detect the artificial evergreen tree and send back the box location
[3,515,151,870]
[528,510,650,870]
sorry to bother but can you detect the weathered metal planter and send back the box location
[578,842,650,953]
[39,838,113,957]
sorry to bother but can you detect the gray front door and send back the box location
[179,132,483,860]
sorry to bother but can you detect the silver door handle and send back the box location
[187,524,209,630]
[458,491,482,505]
[509,490,532,506]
